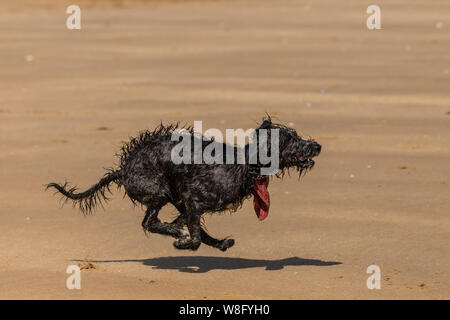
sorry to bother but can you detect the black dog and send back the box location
[47,117,321,251]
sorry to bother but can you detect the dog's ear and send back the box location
[258,119,272,130]
[255,119,273,164]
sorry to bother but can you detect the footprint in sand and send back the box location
[95,126,113,131]
[77,261,97,270]
[51,139,69,144]
[395,165,416,170]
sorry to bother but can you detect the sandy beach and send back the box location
[0,0,449,299]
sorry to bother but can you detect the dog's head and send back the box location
[256,118,321,176]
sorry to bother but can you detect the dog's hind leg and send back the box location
[142,205,188,240]
[169,213,186,228]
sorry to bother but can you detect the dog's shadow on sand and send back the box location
[84,256,341,273]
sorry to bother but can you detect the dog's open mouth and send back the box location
[253,176,270,221]
[252,157,316,221]
[298,156,315,168]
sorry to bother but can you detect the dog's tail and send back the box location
[45,170,122,214]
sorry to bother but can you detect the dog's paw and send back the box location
[173,239,191,250]
[177,229,189,240]
[219,238,235,251]
[173,239,201,251]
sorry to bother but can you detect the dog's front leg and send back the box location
[173,204,201,251]
[200,228,235,251]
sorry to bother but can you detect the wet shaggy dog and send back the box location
[47,118,321,251]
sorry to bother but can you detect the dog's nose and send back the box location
[314,143,321,154]
[308,142,321,155]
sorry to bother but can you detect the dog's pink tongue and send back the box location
[253,177,270,221]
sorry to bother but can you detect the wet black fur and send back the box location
[46,117,321,251]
